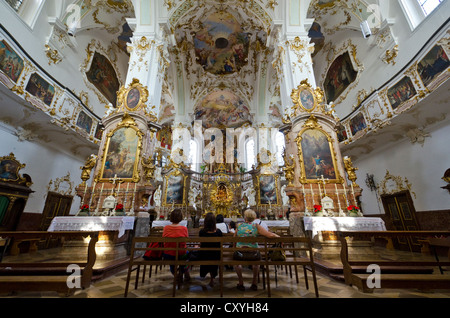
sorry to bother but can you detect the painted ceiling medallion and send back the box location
[194,90,251,128]
[193,11,250,75]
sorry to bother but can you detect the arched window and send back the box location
[189,139,199,172]
[4,0,45,28]
[275,131,286,167]
[245,139,256,171]
[398,0,444,29]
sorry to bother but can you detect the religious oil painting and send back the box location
[86,52,120,106]
[349,112,367,136]
[101,127,140,180]
[323,51,358,103]
[299,88,315,110]
[336,124,348,142]
[417,44,450,87]
[300,129,337,181]
[126,87,140,110]
[164,174,184,206]
[194,90,251,128]
[76,110,93,134]
[259,175,278,206]
[94,123,103,140]
[0,159,19,181]
[387,76,417,110]
[193,11,250,75]
[0,40,24,83]
[308,22,325,57]
[25,73,55,106]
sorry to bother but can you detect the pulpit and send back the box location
[0,153,33,231]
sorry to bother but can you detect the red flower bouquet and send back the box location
[347,205,359,213]
[115,203,124,212]
[80,204,89,212]
[313,205,322,213]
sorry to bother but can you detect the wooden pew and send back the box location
[0,231,99,296]
[124,235,319,298]
[338,231,450,293]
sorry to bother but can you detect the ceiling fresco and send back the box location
[193,11,250,75]
[194,90,251,129]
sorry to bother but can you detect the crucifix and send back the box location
[109,174,123,195]
[320,175,328,196]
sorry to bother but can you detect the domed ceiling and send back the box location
[193,11,250,75]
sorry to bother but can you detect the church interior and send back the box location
[0,0,449,300]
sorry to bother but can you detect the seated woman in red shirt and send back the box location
[162,208,190,283]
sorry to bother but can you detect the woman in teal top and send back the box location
[234,209,279,291]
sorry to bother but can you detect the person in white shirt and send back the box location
[215,214,229,233]
[252,211,268,231]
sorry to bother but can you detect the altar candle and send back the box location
[302,184,308,212]
[335,183,342,213]
[88,182,96,207]
[343,183,349,205]
[310,183,315,205]
[318,181,322,198]
[350,182,356,205]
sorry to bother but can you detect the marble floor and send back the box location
[1,263,449,299]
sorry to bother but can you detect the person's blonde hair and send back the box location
[244,209,257,222]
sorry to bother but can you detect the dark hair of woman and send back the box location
[169,208,183,224]
[203,212,217,232]
[216,214,224,223]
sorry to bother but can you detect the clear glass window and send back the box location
[417,0,444,15]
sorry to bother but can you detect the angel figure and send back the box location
[80,154,97,186]
[141,156,156,183]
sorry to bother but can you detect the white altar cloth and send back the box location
[47,216,135,237]
[303,217,386,237]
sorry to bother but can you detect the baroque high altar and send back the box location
[73,2,363,220]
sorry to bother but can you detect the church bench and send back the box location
[337,231,450,293]
[124,236,319,297]
[0,231,99,296]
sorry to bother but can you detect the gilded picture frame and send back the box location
[0,153,26,184]
[291,80,323,114]
[98,114,143,182]
[295,116,343,184]
[117,78,149,112]
[256,174,281,207]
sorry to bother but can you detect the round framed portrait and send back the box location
[126,87,141,110]
[299,88,315,111]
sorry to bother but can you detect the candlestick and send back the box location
[351,182,356,205]
[88,181,96,209]
[335,183,342,214]
[95,183,104,213]
[317,179,322,198]
[302,183,308,213]
[310,183,315,205]
[343,183,349,206]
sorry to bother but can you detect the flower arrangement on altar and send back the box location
[159,215,165,220]
[80,204,89,212]
[278,214,284,220]
[313,205,323,216]
[347,205,360,216]
[115,203,124,212]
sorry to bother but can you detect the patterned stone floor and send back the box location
[2,264,449,299]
